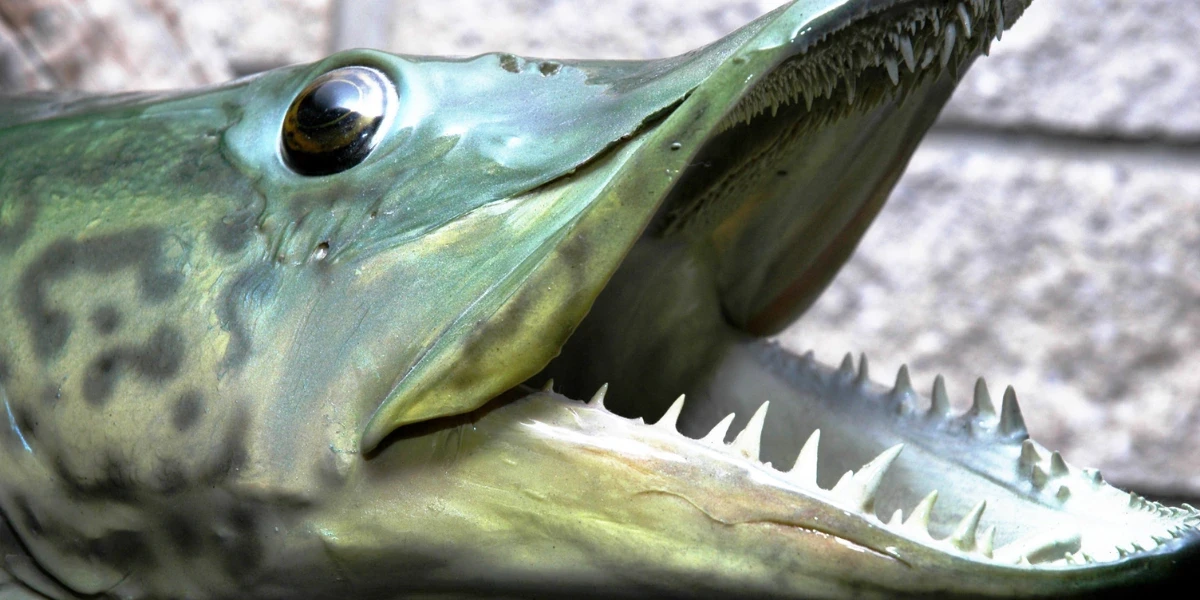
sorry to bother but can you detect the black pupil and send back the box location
[282,66,391,176]
[299,80,360,130]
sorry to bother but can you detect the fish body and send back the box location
[1,1,1197,598]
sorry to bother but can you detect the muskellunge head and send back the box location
[1,0,1197,598]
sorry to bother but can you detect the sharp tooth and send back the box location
[844,74,856,105]
[654,394,686,432]
[957,3,973,38]
[883,56,900,85]
[932,13,941,35]
[921,47,935,70]
[730,402,769,461]
[788,430,821,488]
[831,444,904,513]
[929,375,951,417]
[888,509,904,527]
[994,0,1005,39]
[541,378,555,392]
[904,490,939,536]
[855,353,870,386]
[1055,485,1071,502]
[1083,468,1103,485]
[995,529,1082,565]
[589,383,609,409]
[971,378,996,420]
[998,386,1027,438]
[1049,451,1069,477]
[1019,439,1041,470]
[941,22,958,69]
[838,353,855,379]
[701,413,736,447]
[949,500,987,551]
[899,36,916,71]
[979,526,996,558]
[1031,466,1049,489]
[889,365,916,407]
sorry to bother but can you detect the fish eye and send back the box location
[281,66,393,176]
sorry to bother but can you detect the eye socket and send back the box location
[282,66,393,176]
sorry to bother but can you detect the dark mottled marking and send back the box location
[199,409,248,485]
[539,61,562,77]
[219,506,264,579]
[210,209,258,254]
[88,530,153,569]
[54,451,137,501]
[154,459,189,495]
[18,228,183,359]
[164,513,202,558]
[89,305,122,335]
[171,391,204,432]
[81,325,185,406]
[498,53,521,73]
[0,353,9,382]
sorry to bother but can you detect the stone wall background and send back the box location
[2,0,1197,500]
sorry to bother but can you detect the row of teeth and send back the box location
[722,0,1015,130]
[560,357,1198,567]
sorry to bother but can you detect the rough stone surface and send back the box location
[180,0,331,73]
[781,133,1200,496]
[941,0,1200,140]
[387,0,784,59]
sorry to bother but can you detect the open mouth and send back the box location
[369,0,1200,594]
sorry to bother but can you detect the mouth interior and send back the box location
[386,0,1198,574]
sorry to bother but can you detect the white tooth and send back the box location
[1055,485,1071,502]
[838,353,855,378]
[1031,466,1049,489]
[844,74,856,105]
[979,526,996,558]
[941,23,958,69]
[831,445,904,513]
[541,378,555,392]
[654,394,686,432]
[905,491,938,536]
[929,375,950,417]
[1049,451,1069,476]
[994,0,1005,39]
[890,365,916,407]
[957,3,973,38]
[788,430,821,488]
[994,529,1082,565]
[884,56,900,86]
[887,509,904,527]
[701,413,736,447]
[971,377,996,420]
[856,353,870,386]
[921,47,936,69]
[998,386,1027,437]
[589,383,609,409]
[731,402,769,461]
[949,500,987,551]
[899,36,916,71]
[1019,439,1041,470]
[931,13,941,35]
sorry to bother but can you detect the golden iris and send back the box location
[282,66,392,176]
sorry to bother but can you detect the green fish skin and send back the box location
[0,0,1196,598]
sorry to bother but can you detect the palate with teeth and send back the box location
[0,0,1196,598]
